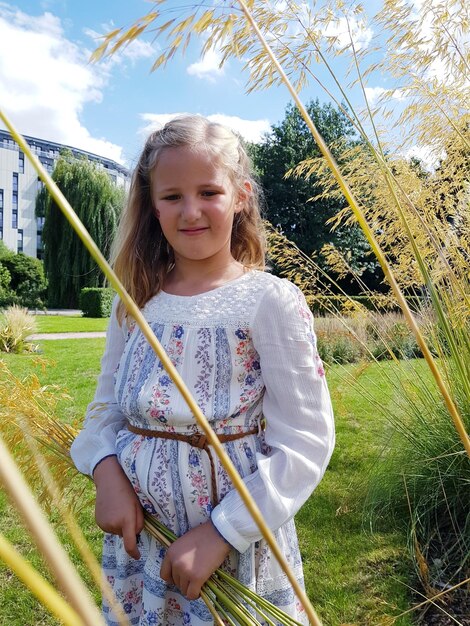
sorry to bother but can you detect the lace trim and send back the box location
[142,270,276,324]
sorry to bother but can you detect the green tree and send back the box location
[0,253,47,309]
[38,154,125,308]
[0,242,47,309]
[251,100,380,289]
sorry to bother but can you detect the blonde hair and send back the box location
[111,115,266,322]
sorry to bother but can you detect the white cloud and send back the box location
[83,26,156,65]
[324,14,373,51]
[364,86,387,106]
[404,144,444,172]
[187,49,224,82]
[364,86,406,106]
[140,113,271,144]
[0,5,124,163]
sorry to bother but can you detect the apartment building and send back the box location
[0,130,129,258]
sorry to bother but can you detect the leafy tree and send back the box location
[38,153,125,308]
[0,250,47,309]
[251,100,381,289]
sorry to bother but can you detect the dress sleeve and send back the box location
[70,296,127,477]
[211,279,335,553]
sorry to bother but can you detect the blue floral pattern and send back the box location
[101,273,317,625]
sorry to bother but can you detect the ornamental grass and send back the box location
[0,0,469,622]
[0,361,305,625]
[0,305,37,354]
[89,0,469,617]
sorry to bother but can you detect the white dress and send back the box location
[71,270,335,626]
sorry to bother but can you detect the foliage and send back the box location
[0,306,37,354]
[314,313,422,365]
[0,252,47,310]
[39,154,125,308]
[79,287,114,318]
[250,100,380,287]
[0,261,14,307]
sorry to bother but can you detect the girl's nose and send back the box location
[181,197,201,221]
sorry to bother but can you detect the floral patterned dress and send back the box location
[71,270,335,626]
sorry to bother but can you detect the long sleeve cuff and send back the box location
[211,506,251,553]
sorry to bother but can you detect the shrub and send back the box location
[0,253,47,309]
[79,287,114,318]
[0,262,15,308]
[0,305,37,353]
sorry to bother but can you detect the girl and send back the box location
[71,115,335,626]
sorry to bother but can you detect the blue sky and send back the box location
[0,0,401,169]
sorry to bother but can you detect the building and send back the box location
[0,129,129,259]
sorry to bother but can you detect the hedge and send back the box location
[79,288,114,318]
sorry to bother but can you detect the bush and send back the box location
[0,305,37,353]
[0,253,47,309]
[0,262,15,308]
[79,287,114,318]
[316,330,363,364]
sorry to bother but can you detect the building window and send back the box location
[12,189,18,228]
[19,151,24,173]
[17,229,23,253]
[0,229,3,240]
[12,172,18,192]
[0,209,3,228]
[0,189,3,210]
[37,216,45,229]
[37,231,43,259]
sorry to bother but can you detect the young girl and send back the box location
[70,115,335,626]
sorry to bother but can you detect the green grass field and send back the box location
[0,338,419,625]
[34,315,109,334]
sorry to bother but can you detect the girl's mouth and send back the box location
[179,227,209,235]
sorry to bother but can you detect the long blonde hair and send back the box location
[111,115,266,321]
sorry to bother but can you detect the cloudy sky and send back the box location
[0,0,406,168]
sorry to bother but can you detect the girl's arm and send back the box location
[70,297,144,559]
[70,296,127,476]
[211,279,335,553]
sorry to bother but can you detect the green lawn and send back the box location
[0,341,419,625]
[34,315,109,334]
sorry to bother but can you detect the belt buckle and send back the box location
[189,432,207,449]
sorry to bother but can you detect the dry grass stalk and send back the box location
[0,533,85,626]
[0,435,105,625]
[0,108,319,625]
[0,359,306,625]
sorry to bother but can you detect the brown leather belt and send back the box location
[127,424,258,506]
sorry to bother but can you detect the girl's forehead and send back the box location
[153,146,231,182]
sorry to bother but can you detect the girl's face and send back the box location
[151,146,245,269]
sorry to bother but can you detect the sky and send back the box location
[0,0,448,170]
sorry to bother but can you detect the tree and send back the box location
[251,100,381,289]
[38,153,125,308]
[0,253,47,309]
[0,242,47,309]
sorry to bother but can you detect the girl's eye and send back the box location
[201,190,218,197]
[162,194,180,201]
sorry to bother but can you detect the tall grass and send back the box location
[0,306,37,354]
[89,0,470,613]
[0,0,468,621]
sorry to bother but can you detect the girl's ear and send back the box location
[235,181,252,214]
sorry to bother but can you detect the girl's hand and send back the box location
[160,521,231,600]
[93,455,144,560]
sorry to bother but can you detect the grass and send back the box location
[33,316,109,334]
[0,338,421,625]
